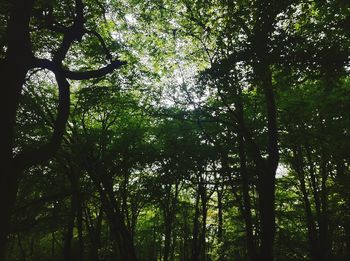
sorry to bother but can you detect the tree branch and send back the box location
[13,71,70,171]
[33,58,126,80]
[84,28,113,60]
[63,60,126,80]
[53,0,85,63]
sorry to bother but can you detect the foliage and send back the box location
[2,0,350,261]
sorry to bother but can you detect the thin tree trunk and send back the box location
[63,199,76,261]
[344,221,350,259]
[319,155,330,261]
[337,161,350,259]
[183,205,189,261]
[77,199,84,261]
[217,188,223,241]
[164,215,173,261]
[121,169,131,231]
[152,219,157,261]
[96,181,137,260]
[51,231,56,260]
[200,189,207,261]
[163,183,179,261]
[91,210,102,261]
[170,228,176,261]
[306,149,322,227]
[64,168,80,261]
[237,127,257,261]
[293,147,320,261]
[17,233,26,261]
[191,192,200,261]
[85,160,137,261]
[30,236,35,260]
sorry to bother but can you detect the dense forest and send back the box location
[0,0,349,260]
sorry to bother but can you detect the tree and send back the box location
[2,1,350,260]
[0,0,125,258]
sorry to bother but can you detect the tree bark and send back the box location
[199,186,208,261]
[0,1,125,257]
[191,192,200,261]
[257,167,276,261]
[163,182,179,261]
[94,175,137,261]
[251,1,283,259]
[237,126,257,261]
[0,1,34,259]
[292,147,320,261]
[63,197,76,261]
[182,205,190,261]
[217,187,223,241]
[344,221,350,259]
[319,155,330,261]
[163,215,173,261]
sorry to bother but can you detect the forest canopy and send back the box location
[0,0,349,261]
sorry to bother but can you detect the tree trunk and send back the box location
[217,188,223,241]
[258,167,276,261]
[63,197,76,261]
[344,220,350,259]
[337,161,350,259]
[84,160,137,261]
[86,207,102,261]
[121,169,131,231]
[0,167,20,260]
[293,147,320,261]
[17,233,26,261]
[200,189,207,261]
[237,128,257,261]
[251,2,280,259]
[319,155,330,261]
[182,205,189,261]
[163,182,178,261]
[96,180,137,261]
[0,1,34,259]
[51,231,56,260]
[163,215,173,261]
[77,198,84,261]
[191,192,200,261]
